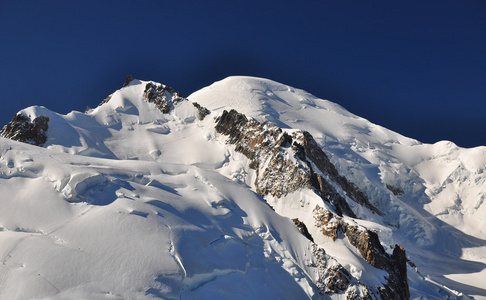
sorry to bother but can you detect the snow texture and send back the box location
[0,76,484,299]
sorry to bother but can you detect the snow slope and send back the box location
[190,76,486,298]
[0,76,484,299]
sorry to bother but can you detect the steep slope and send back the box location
[0,76,484,299]
[0,79,325,299]
[189,76,486,298]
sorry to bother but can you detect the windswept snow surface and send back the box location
[0,76,484,299]
[0,80,322,299]
[190,76,486,298]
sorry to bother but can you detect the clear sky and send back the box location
[1,0,485,147]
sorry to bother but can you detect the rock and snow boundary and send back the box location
[0,75,484,299]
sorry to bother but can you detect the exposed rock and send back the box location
[311,244,349,292]
[314,205,409,299]
[97,93,113,108]
[310,244,372,299]
[292,218,314,242]
[379,244,410,300]
[386,184,404,196]
[325,264,351,292]
[0,114,49,146]
[295,131,381,215]
[215,109,314,198]
[192,102,211,120]
[96,80,192,116]
[143,82,185,114]
[215,109,409,298]
[123,74,135,87]
[214,109,369,217]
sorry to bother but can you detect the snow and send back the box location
[0,137,324,299]
[189,76,486,298]
[0,76,484,298]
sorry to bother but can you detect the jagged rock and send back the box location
[295,131,381,215]
[313,205,409,299]
[96,80,190,115]
[380,245,410,300]
[386,184,404,196]
[143,82,185,114]
[215,109,410,298]
[345,225,390,269]
[215,109,314,198]
[214,109,364,217]
[123,74,135,87]
[292,218,314,242]
[97,93,113,108]
[324,264,351,292]
[0,114,49,146]
[310,244,372,299]
[192,102,210,120]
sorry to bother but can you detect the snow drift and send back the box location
[0,75,484,299]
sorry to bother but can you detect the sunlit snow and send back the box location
[0,77,484,299]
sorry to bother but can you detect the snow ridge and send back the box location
[0,76,484,299]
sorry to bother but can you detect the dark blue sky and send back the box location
[1,0,485,147]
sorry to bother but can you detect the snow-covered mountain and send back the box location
[0,76,484,299]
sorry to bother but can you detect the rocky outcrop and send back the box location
[314,205,409,299]
[214,109,410,297]
[0,114,49,146]
[192,102,211,120]
[143,82,185,113]
[295,131,381,215]
[96,78,210,119]
[214,109,410,298]
[386,184,404,196]
[122,74,135,87]
[292,218,314,242]
[142,82,211,117]
[379,245,409,300]
[214,109,381,217]
[215,109,316,199]
[310,244,372,299]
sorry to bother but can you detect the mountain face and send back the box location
[0,76,485,299]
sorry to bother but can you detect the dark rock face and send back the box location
[214,109,409,299]
[143,82,186,114]
[192,102,211,120]
[297,131,382,216]
[292,218,314,242]
[0,114,49,146]
[314,205,409,299]
[311,244,372,298]
[93,79,212,123]
[386,184,404,196]
[123,74,135,87]
[312,245,351,293]
[380,245,410,300]
[324,265,351,293]
[214,109,376,218]
[215,109,314,198]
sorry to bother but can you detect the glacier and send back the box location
[0,76,484,299]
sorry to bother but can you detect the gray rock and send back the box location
[0,114,49,146]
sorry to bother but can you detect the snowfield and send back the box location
[0,76,484,299]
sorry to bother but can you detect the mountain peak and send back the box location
[0,76,485,299]
[122,74,136,87]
